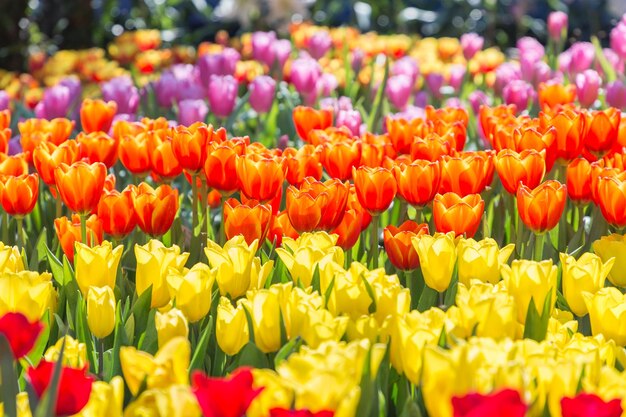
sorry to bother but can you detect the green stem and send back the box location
[55,194,63,219]
[80,214,88,246]
[369,215,379,269]
[217,206,225,246]
[534,233,544,262]
[98,339,104,379]
[2,211,8,244]
[191,174,199,235]
[16,217,23,250]
[438,291,444,308]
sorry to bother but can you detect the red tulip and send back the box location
[27,361,93,416]
[269,409,334,417]
[451,389,526,417]
[192,367,263,417]
[0,312,42,359]
[561,393,622,417]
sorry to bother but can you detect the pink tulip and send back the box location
[503,79,535,111]
[606,81,626,110]
[386,74,413,109]
[290,57,321,95]
[460,33,484,60]
[249,75,276,114]
[547,11,568,41]
[207,75,238,118]
[178,99,209,126]
[308,31,332,59]
[575,69,601,107]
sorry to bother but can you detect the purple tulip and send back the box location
[386,74,413,110]
[178,99,209,126]
[607,81,626,110]
[58,77,82,107]
[444,98,463,108]
[197,48,240,85]
[0,91,9,111]
[8,137,21,156]
[574,69,601,108]
[351,48,365,72]
[290,57,321,95]
[252,31,278,67]
[308,31,332,60]
[319,96,354,114]
[392,56,419,85]
[494,63,522,96]
[154,72,179,107]
[317,73,338,98]
[413,91,429,108]
[101,76,139,115]
[568,42,595,74]
[468,90,490,115]
[274,39,292,70]
[611,21,626,60]
[249,75,276,114]
[207,75,238,119]
[448,65,466,92]
[336,109,362,136]
[517,37,545,60]
[547,11,568,41]
[425,73,445,100]
[277,134,289,150]
[35,84,72,119]
[460,33,484,60]
[503,79,535,110]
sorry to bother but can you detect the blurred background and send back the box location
[1,0,625,71]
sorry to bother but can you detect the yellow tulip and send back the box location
[166,263,215,323]
[247,369,293,417]
[74,241,123,296]
[300,309,349,349]
[135,240,189,308]
[276,232,344,288]
[120,337,190,396]
[560,252,614,317]
[0,242,24,273]
[205,235,272,299]
[0,392,32,417]
[87,286,116,339]
[155,308,188,348]
[242,290,282,353]
[346,314,387,343]
[44,335,87,368]
[74,376,124,417]
[583,288,626,346]
[592,233,626,287]
[412,233,457,292]
[271,283,323,341]
[216,297,249,355]
[501,259,557,323]
[456,238,514,286]
[0,271,56,321]
[122,385,201,417]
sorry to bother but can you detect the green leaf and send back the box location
[45,244,66,286]
[237,342,269,369]
[138,309,158,355]
[189,316,214,374]
[592,36,616,83]
[29,228,47,271]
[0,333,18,417]
[106,302,127,382]
[273,336,302,368]
[366,57,390,132]
[417,286,438,312]
[523,294,553,342]
[74,293,97,371]
[355,346,377,417]
[24,311,51,367]
[131,286,153,339]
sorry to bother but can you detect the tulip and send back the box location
[77,376,124,417]
[55,161,107,215]
[216,297,249,355]
[147,133,183,180]
[172,124,222,174]
[269,409,334,417]
[54,215,103,263]
[308,30,332,59]
[77,131,118,167]
[561,393,622,417]
[192,368,263,417]
[383,221,429,271]
[457,238,515,286]
[394,160,441,207]
[86,286,116,339]
[610,21,626,60]
[412,233,457,292]
[595,174,626,227]
[425,73,444,99]
[516,180,566,233]
[335,109,362,136]
[547,11,568,41]
[501,259,557,323]
[0,312,42,359]
[208,75,238,119]
[452,389,526,417]
[35,84,72,120]
[0,173,39,217]
[583,287,626,345]
[560,252,614,317]
[33,140,80,188]
[155,308,188,348]
[386,75,413,110]
[178,98,209,127]
[167,263,215,323]
[251,31,277,66]
[101,76,140,115]
[433,193,484,238]
[0,91,8,111]
[320,140,361,181]
[118,133,152,177]
[392,56,419,85]
[538,82,576,108]
[606,81,626,110]
[27,361,93,416]
[460,33,484,59]
[197,49,239,84]
[204,141,245,196]
[80,99,117,133]
[135,240,189,308]
[439,153,492,196]
[97,188,137,239]
[249,75,276,114]
[448,65,466,92]
[290,57,321,95]
[566,157,592,202]
[330,208,363,250]
[584,108,621,156]
[494,63,522,96]
[495,149,545,194]
[292,106,333,142]
[131,182,179,237]
[592,234,626,287]
[285,177,349,233]
[237,155,285,203]
[223,198,272,245]
[74,241,123,296]
[574,69,601,107]
[502,79,534,110]
[352,166,397,215]
[205,235,273,299]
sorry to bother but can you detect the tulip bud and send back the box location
[460,33,484,60]
[35,85,72,120]
[101,76,140,115]
[207,75,238,119]
[86,286,116,339]
[425,73,444,100]
[308,30,332,59]
[583,287,626,345]
[560,252,614,317]
[249,75,276,114]
[166,263,215,323]
[0,91,9,111]
[501,259,557,323]
[216,297,249,355]
[290,57,321,95]
[494,63,522,96]
[74,241,123,297]
[457,238,515,286]
[606,81,626,110]
[391,56,419,85]
[412,233,457,293]
[574,69,601,107]
[610,21,626,60]
[592,234,626,287]
[502,79,535,110]
[448,65,465,92]
[468,90,490,115]
[155,308,189,348]
[386,74,413,111]
[242,290,281,353]
[251,31,278,67]
[547,11,568,42]
[177,99,208,126]
[273,39,292,69]
[335,109,362,136]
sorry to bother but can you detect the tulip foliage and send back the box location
[3,12,626,417]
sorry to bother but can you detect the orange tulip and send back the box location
[112,120,145,142]
[409,133,453,161]
[320,140,362,180]
[97,187,137,239]
[479,104,517,143]
[131,182,178,237]
[383,220,429,271]
[538,83,576,109]
[540,110,585,162]
[285,177,349,233]
[172,124,225,173]
[0,110,10,130]
[0,128,11,154]
[54,161,107,215]
[566,158,592,203]
[596,173,626,227]
[19,126,51,163]
[0,154,29,177]
[495,149,546,194]
[33,141,81,187]
[584,108,621,157]
[386,117,432,155]
[0,174,39,217]
[54,214,103,262]
[268,211,299,247]
[352,166,397,215]
[513,126,557,171]
[207,188,222,209]
[147,132,183,181]
[283,145,323,186]
[359,142,387,168]
[439,153,489,196]
[236,155,285,203]
[119,133,152,176]
[77,131,118,167]
[223,198,272,245]
[307,126,353,147]
[204,141,245,196]
[45,118,74,145]
[426,105,469,128]
[80,99,117,133]
[433,120,467,151]
[348,184,372,231]
[330,208,363,250]
[394,160,441,207]
[516,180,567,233]
[292,106,333,141]
[433,192,484,237]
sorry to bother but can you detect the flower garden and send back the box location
[2,8,626,417]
